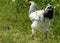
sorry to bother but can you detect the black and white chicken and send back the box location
[28,1,53,39]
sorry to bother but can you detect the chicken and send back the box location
[28,1,53,39]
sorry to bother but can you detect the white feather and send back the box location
[29,10,44,22]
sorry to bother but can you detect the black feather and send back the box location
[44,7,53,19]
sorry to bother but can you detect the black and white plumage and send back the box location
[44,4,53,19]
[28,1,53,39]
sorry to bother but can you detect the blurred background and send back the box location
[0,0,60,43]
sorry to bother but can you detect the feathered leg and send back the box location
[44,18,50,39]
[31,29,35,39]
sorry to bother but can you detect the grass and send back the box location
[0,0,60,43]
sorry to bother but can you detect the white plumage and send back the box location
[28,1,53,39]
[29,10,44,22]
[30,10,44,34]
[29,1,39,14]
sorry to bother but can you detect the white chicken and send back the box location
[28,1,53,39]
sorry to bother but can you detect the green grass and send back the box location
[0,0,60,43]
